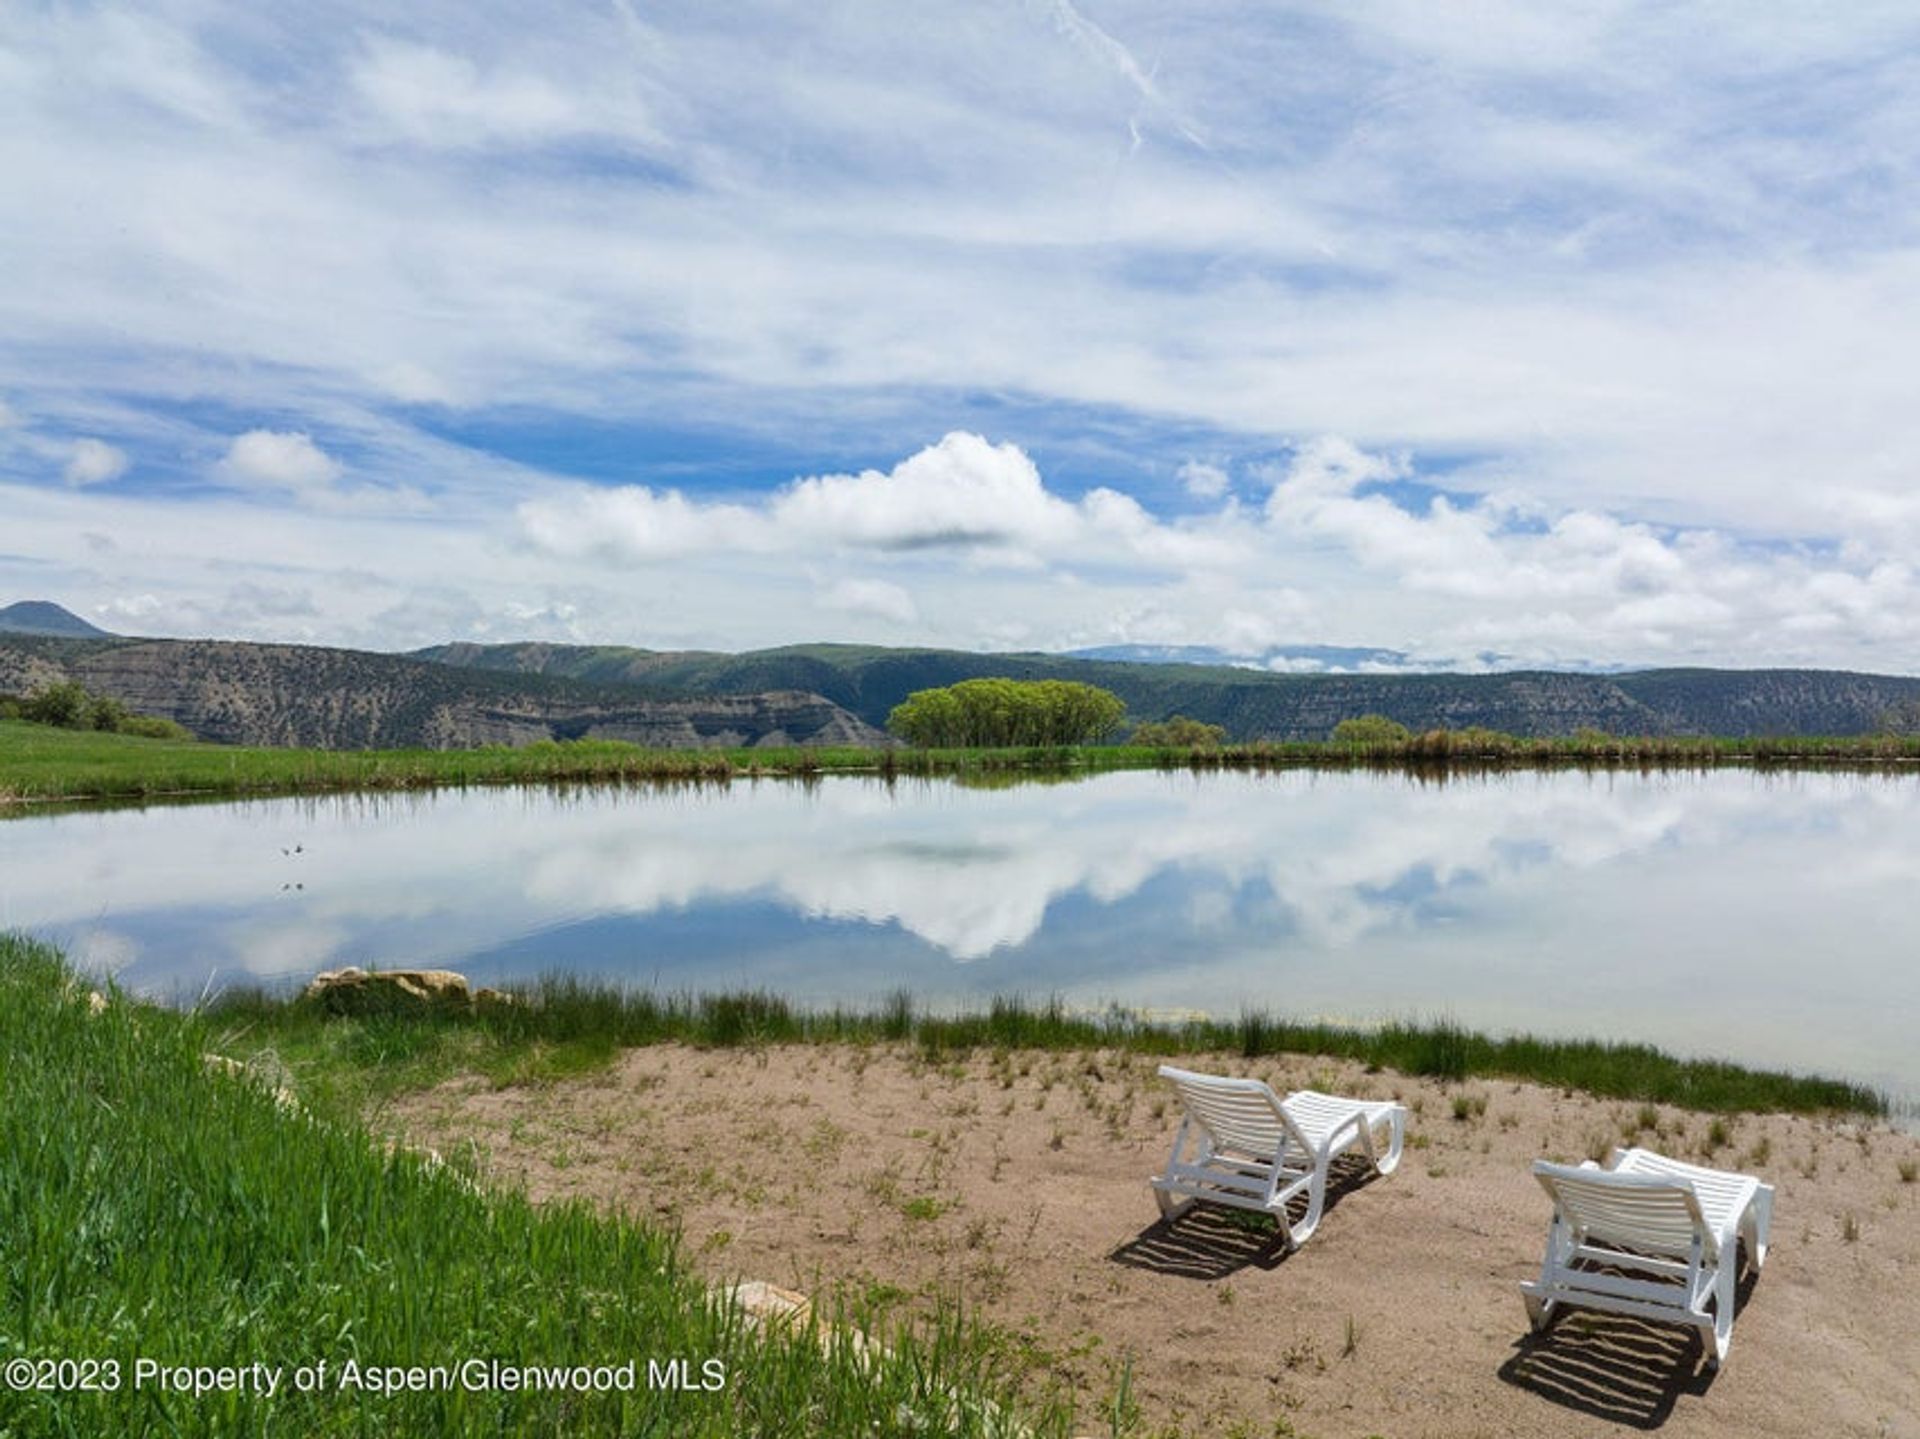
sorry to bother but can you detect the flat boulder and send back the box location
[303,965,472,1015]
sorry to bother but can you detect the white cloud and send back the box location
[818,577,916,625]
[6,6,1920,665]
[517,485,765,561]
[776,434,1078,551]
[1178,460,1229,499]
[519,432,1245,572]
[349,35,659,152]
[96,593,164,623]
[211,428,427,514]
[219,430,341,493]
[63,438,128,487]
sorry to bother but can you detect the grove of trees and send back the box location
[887,678,1127,748]
[1129,715,1227,748]
[1330,713,1412,745]
[1,680,193,740]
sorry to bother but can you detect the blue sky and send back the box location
[4,2,1920,668]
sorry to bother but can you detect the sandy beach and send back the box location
[388,1044,1920,1439]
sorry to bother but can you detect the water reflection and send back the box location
[2,769,1915,1103]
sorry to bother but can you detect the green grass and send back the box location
[8,719,1920,808]
[207,977,1885,1119]
[0,934,1070,1437]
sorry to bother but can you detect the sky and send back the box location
[4,2,1920,671]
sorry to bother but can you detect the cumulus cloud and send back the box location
[777,434,1080,551]
[519,432,1243,571]
[517,484,765,561]
[219,430,342,494]
[1257,436,1920,661]
[63,438,129,487]
[211,429,426,513]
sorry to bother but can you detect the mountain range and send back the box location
[415,639,1920,743]
[5,601,1920,750]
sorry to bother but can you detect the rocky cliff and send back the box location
[0,637,887,750]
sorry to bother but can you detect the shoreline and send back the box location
[207,975,1887,1120]
[9,717,1920,808]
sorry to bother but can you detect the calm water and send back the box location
[5,768,1916,1107]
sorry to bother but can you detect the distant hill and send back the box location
[0,600,113,639]
[0,636,885,750]
[1064,643,1634,674]
[1066,643,1414,671]
[415,640,1920,740]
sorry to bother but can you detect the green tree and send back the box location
[84,693,130,732]
[1131,715,1227,748]
[1330,713,1412,746]
[21,680,92,729]
[887,678,1126,747]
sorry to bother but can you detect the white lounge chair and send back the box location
[1150,1065,1408,1249]
[1520,1146,1773,1366]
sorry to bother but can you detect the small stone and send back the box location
[727,1280,813,1328]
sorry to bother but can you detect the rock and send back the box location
[473,986,517,1010]
[726,1280,813,1329]
[303,966,472,1015]
[202,1052,303,1113]
[86,990,108,1016]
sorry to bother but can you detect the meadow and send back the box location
[0,933,1069,1438]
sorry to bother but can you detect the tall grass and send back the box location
[0,934,1069,1437]
[8,719,1920,808]
[207,973,1885,1118]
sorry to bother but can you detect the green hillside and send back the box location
[416,641,1920,740]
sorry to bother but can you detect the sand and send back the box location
[386,1044,1920,1438]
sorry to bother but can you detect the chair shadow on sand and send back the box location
[1106,1155,1382,1281]
[1495,1266,1759,1429]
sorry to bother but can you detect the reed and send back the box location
[206,974,1885,1118]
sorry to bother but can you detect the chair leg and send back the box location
[1743,1185,1773,1272]
[1284,1160,1330,1249]
[1521,1287,1554,1332]
[1523,1217,1567,1332]
[1708,1252,1737,1366]
[1151,1121,1197,1222]
[1372,1107,1406,1176]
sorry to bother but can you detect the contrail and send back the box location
[1044,0,1210,151]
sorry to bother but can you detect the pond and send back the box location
[4,767,1915,1109]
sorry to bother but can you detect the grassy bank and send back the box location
[0,934,1071,1437]
[7,718,1920,807]
[208,975,1886,1119]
